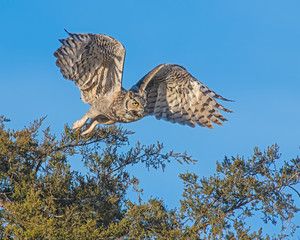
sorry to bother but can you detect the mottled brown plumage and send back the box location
[54,30,232,135]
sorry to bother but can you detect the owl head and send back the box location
[124,90,146,120]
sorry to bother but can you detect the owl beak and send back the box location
[131,111,140,117]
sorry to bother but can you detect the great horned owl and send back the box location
[54,30,232,135]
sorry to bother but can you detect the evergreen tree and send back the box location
[0,116,299,239]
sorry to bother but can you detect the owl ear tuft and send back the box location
[128,90,135,99]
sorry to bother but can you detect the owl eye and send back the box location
[132,102,139,107]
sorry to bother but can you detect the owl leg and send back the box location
[72,108,98,130]
[101,120,115,125]
[81,118,115,135]
[81,119,100,135]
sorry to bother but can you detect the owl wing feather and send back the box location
[54,30,125,105]
[132,64,232,128]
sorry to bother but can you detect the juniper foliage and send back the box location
[0,116,299,239]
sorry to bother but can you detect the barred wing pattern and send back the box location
[133,64,232,128]
[54,31,125,105]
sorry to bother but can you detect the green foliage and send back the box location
[179,145,300,239]
[0,115,299,239]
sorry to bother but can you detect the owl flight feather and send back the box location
[54,30,232,135]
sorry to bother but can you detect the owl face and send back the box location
[124,91,146,120]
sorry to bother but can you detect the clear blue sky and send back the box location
[1,0,299,235]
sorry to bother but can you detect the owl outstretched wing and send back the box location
[54,30,125,105]
[132,64,232,128]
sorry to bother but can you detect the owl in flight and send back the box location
[54,30,232,135]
